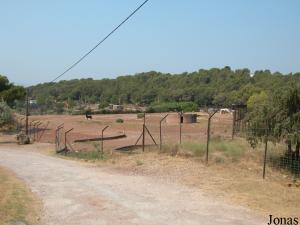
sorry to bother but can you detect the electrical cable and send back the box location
[50,0,149,83]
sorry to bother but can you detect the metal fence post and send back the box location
[64,128,74,151]
[101,125,109,154]
[55,123,64,152]
[33,122,37,141]
[142,113,145,152]
[232,110,236,140]
[25,90,29,135]
[263,136,268,179]
[159,114,168,150]
[206,109,218,164]
[179,111,183,144]
[35,122,42,141]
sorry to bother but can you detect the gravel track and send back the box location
[0,147,263,225]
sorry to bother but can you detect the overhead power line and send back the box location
[50,0,150,83]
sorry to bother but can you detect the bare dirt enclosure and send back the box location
[30,112,233,152]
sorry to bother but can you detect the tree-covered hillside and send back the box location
[29,67,300,108]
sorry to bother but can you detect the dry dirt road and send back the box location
[0,146,263,225]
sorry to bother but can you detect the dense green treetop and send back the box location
[0,75,25,106]
[28,67,300,107]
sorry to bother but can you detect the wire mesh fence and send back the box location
[267,142,300,180]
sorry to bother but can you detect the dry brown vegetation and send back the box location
[0,166,41,225]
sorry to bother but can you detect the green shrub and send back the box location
[116,118,124,123]
[0,102,13,126]
[55,102,65,114]
[212,140,245,159]
[137,113,145,119]
[136,160,143,166]
[179,139,245,160]
[98,102,109,109]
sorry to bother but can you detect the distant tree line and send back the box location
[28,67,300,111]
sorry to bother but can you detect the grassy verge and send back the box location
[65,150,106,161]
[161,138,247,163]
[57,141,108,161]
[0,167,41,225]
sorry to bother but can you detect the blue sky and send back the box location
[1,0,299,86]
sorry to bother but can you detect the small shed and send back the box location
[182,113,197,123]
[166,113,198,124]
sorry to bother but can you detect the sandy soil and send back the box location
[0,144,263,225]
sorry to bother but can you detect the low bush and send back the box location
[212,140,246,159]
[116,118,124,123]
[0,102,13,126]
[136,160,143,166]
[137,113,145,119]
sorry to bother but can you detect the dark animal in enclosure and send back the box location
[85,112,92,120]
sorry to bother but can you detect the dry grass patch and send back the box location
[161,138,247,162]
[0,167,41,225]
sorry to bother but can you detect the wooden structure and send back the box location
[182,113,197,123]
